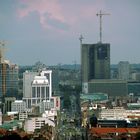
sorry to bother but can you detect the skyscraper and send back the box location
[82,43,110,81]
[0,61,19,97]
[81,43,110,93]
[23,70,52,108]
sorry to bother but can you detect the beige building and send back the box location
[99,107,140,120]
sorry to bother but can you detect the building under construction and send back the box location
[0,42,19,113]
[0,61,19,97]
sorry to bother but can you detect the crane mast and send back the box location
[96,10,110,43]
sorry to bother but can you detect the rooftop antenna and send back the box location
[96,10,110,43]
[79,34,84,45]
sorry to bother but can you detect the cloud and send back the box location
[17,0,105,31]
[18,0,67,29]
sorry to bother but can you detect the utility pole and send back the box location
[96,10,110,43]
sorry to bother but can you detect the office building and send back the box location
[81,43,110,93]
[118,61,130,80]
[0,60,19,97]
[82,43,110,81]
[23,70,52,108]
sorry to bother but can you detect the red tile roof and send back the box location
[90,127,139,134]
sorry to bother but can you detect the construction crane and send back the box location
[96,10,110,43]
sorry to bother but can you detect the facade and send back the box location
[0,61,18,97]
[88,79,128,97]
[11,100,26,113]
[118,61,130,80]
[81,43,110,93]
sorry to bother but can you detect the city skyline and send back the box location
[0,0,140,65]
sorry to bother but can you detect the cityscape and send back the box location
[0,0,140,140]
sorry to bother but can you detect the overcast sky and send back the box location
[0,0,140,65]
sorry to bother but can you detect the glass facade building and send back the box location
[0,62,18,97]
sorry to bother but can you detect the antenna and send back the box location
[96,10,110,43]
[79,34,84,45]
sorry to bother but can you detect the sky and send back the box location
[0,0,140,66]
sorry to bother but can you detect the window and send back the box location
[46,87,49,99]
[41,87,45,98]
[37,87,40,97]
[32,87,36,97]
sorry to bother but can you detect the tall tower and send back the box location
[81,10,110,93]
[0,41,19,113]
[81,43,110,82]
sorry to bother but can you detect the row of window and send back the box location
[32,86,49,98]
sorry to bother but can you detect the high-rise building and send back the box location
[82,43,110,81]
[23,71,38,98]
[23,70,52,108]
[118,61,130,80]
[0,61,19,97]
[81,43,110,93]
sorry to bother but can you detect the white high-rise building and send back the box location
[118,61,130,80]
[23,70,52,109]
